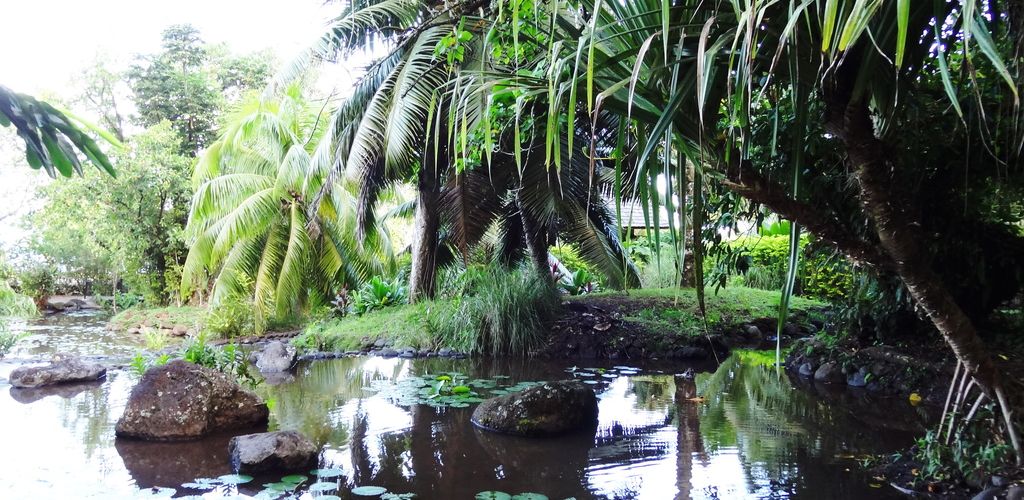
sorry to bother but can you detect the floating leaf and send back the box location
[511,494,549,500]
[353,485,389,496]
[908,393,922,406]
[309,482,339,492]
[311,468,344,478]
[217,474,253,485]
[450,402,470,408]
[280,474,307,484]
[452,385,472,394]
[263,482,298,492]
[181,483,217,490]
[476,492,512,500]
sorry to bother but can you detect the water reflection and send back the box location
[6,310,141,360]
[0,339,926,498]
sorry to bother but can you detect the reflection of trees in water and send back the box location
[674,374,704,500]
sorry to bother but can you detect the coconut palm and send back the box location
[181,84,391,329]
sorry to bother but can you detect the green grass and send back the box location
[585,286,826,336]
[293,302,438,352]
[292,285,827,355]
[109,306,207,331]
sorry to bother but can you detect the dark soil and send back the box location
[535,294,822,360]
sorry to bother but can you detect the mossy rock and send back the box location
[470,380,598,437]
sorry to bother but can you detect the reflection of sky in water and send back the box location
[0,316,918,499]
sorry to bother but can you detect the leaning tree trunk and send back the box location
[408,165,441,302]
[834,97,1021,461]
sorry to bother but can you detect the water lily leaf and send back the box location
[309,482,339,492]
[511,494,548,500]
[263,482,297,492]
[280,474,307,484]
[583,380,599,385]
[450,402,470,408]
[317,496,342,500]
[352,485,389,496]
[311,468,344,478]
[452,385,471,394]
[146,487,177,497]
[476,492,512,500]
[601,374,617,379]
[217,474,253,485]
[908,393,922,406]
[181,482,217,490]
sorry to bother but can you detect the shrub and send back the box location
[205,295,256,338]
[428,266,561,356]
[0,281,37,317]
[0,319,27,359]
[351,276,407,315]
[561,269,600,295]
[726,235,853,302]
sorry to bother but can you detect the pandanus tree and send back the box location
[462,0,1023,459]
[276,0,637,299]
[181,85,392,330]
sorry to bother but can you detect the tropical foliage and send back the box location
[182,84,392,330]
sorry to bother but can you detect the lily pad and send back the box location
[452,385,471,394]
[511,494,549,500]
[311,467,344,478]
[352,485,389,496]
[263,482,298,492]
[309,482,339,492]
[181,482,217,490]
[280,474,307,484]
[217,474,253,485]
[475,492,513,500]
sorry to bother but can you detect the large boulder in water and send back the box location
[229,430,318,474]
[115,360,268,441]
[254,341,296,373]
[9,354,106,388]
[471,380,599,437]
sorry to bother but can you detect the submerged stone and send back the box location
[229,430,317,474]
[813,361,845,384]
[9,354,106,388]
[471,380,598,437]
[115,360,268,441]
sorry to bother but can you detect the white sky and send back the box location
[0,0,369,252]
[0,0,339,94]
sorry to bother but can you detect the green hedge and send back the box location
[729,235,852,302]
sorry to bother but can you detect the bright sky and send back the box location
[0,0,365,252]
[0,0,338,94]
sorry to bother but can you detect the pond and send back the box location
[0,315,932,499]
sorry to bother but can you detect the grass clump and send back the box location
[109,306,206,332]
[294,302,435,352]
[428,266,561,356]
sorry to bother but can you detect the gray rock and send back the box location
[115,360,268,441]
[741,324,762,339]
[471,380,598,437]
[847,367,869,387]
[373,338,389,349]
[229,430,317,474]
[398,349,416,359]
[1006,484,1024,500]
[972,487,1002,500]
[798,362,815,377]
[813,361,845,384]
[171,325,189,337]
[437,347,453,357]
[9,355,107,388]
[379,348,398,358]
[255,341,296,373]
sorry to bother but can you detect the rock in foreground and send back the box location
[229,430,318,474]
[9,355,106,388]
[471,380,599,437]
[115,360,268,441]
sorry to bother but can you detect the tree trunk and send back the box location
[518,199,550,279]
[834,97,1021,461]
[408,165,440,302]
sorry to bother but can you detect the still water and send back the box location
[0,314,930,499]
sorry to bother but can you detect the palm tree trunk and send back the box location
[409,166,440,302]
[834,97,1021,461]
[518,200,550,279]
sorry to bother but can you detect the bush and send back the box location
[727,235,853,302]
[351,276,407,315]
[428,266,561,356]
[205,295,256,338]
[0,319,27,359]
[0,281,37,317]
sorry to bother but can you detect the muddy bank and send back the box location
[536,294,824,360]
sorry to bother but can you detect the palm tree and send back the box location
[181,84,391,330]
[462,0,1023,460]
[276,0,639,297]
